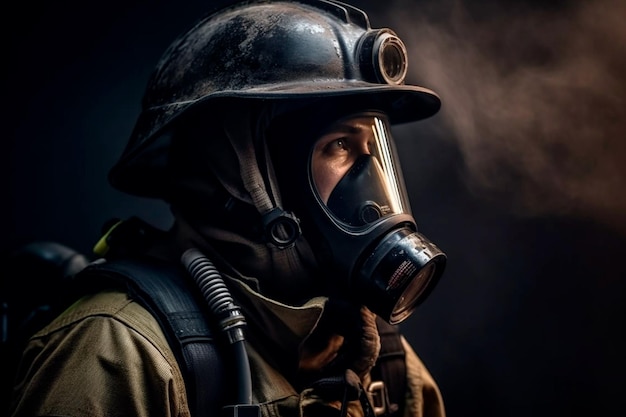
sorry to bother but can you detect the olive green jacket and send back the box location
[10,285,445,417]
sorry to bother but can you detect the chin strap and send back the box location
[223,105,276,214]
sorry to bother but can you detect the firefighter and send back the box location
[10,1,447,416]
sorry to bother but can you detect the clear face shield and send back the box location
[311,113,410,228]
[309,113,446,324]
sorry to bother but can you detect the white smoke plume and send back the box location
[386,0,626,234]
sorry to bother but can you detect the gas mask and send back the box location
[268,110,446,324]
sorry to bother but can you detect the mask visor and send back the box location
[311,114,410,229]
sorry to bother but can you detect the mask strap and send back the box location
[223,104,301,248]
[223,107,274,214]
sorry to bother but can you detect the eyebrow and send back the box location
[323,122,368,136]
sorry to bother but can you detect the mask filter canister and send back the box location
[357,227,446,324]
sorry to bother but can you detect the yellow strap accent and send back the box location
[92,219,124,257]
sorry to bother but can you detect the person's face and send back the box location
[311,115,377,203]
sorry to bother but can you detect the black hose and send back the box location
[181,248,252,405]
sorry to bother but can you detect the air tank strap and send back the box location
[368,317,407,417]
[75,256,228,417]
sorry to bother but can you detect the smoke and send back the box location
[387,0,626,234]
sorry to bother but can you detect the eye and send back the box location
[324,137,349,155]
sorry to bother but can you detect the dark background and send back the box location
[3,0,625,416]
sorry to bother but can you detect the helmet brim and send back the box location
[109,82,440,198]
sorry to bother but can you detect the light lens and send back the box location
[377,36,408,84]
[358,29,409,85]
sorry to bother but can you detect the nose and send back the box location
[356,136,372,155]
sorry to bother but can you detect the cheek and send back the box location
[312,157,352,203]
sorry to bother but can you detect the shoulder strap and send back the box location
[369,317,407,417]
[76,256,229,417]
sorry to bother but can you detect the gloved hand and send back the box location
[298,299,381,384]
[300,369,375,417]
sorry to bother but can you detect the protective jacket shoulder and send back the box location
[9,290,191,417]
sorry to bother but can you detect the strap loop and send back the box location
[262,208,301,248]
[366,380,389,416]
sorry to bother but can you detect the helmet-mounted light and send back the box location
[358,29,409,85]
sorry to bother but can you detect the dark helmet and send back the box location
[109,0,441,198]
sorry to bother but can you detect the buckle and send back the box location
[366,380,388,416]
